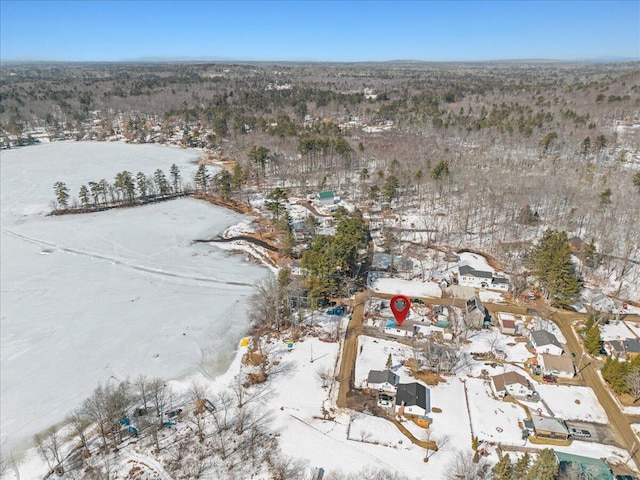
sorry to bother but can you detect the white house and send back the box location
[315,190,337,206]
[366,370,399,393]
[530,330,564,356]
[538,354,575,379]
[458,265,493,288]
[491,372,534,398]
[395,382,430,418]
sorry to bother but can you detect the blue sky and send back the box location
[1,1,638,62]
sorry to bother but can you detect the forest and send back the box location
[2,60,639,299]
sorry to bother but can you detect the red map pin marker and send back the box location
[390,295,411,326]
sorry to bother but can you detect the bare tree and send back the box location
[134,375,151,412]
[34,424,64,475]
[626,369,640,403]
[445,450,490,480]
[67,409,91,453]
[148,378,171,426]
[315,365,334,389]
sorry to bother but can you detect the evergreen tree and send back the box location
[136,172,148,199]
[527,229,582,307]
[525,448,558,480]
[231,163,245,191]
[169,163,181,193]
[430,160,450,180]
[513,452,531,479]
[599,187,612,206]
[153,169,170,196]
[492,453,513,480]
[634,172,640,193]
[53,181,70,209]
[194,164,210,193]
[382,175,400,203]
[585,322,602,355]
[78,185,90,208]
[248,145,270,177]
[214,169,232,201]
[386,354,392,370]
[265,187,288,220]
[88,181,100,205]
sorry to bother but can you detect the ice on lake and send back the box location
[0,142,269,454]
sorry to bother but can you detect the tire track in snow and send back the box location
[1,228,256,288]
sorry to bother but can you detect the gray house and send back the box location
[395,382,431,417]
[367,370,399,393]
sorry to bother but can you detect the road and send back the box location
[336,289,640,468]
[337,291,367,408]
[550,310,640,470]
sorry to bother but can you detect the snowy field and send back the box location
[535,385,608,423]
[0,143,269,455]
[370,277,442,298]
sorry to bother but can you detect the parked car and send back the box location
[616,475,639,480]
[326,306,345,315]
[377,398,392,408]
[542,375,557,384]
[570,428,591,438]
[378,393,393,402]
[412,298,424,305]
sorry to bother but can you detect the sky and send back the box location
[1,1,639,62]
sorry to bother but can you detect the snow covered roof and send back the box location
[367,369,399,385]
[531,330,562,349]
[396,382,430,410]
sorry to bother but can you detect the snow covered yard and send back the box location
[354,335,417,388]
[370,277,442,298]
[535,385,608,423]
[464,378,527,446]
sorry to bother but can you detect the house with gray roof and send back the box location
[604,338,640,359]
[367,370,399,393]
[530,413,569,440]
[530,330,564,356]
[395,382,430,418]
[457,265,510,291]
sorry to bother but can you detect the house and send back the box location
[395,382,431,418]
[530,413,569,439]
[555,452,614,480]
[458,265,493,288]
[530,330,564,356]
[498,312,518,335]
[537,353,575,379]
[491,276,511,291]
[604,339,640,359]
[367,370,399,393]
[315,190,337,206]
[465,296,490,329]
[491,372,534,398]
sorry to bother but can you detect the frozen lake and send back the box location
[0,142,269,454]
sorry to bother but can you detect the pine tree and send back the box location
[386,354,392,370]
[169,164,181,193]
[231,163,245,191]
[585,323,602,355]
[525,448,558,480]
[136,172,148,200]
[153,169,170,196]
[492,453,513,480]
[53,181,70,209]
[513,452,531,479]
[527,229,582,307]
[194,165,209,193]
[78,185,90,208]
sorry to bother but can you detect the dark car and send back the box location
[542,375,557,384]
[412,298,424,305]
[616,475,639,480]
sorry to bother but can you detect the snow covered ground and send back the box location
[535,385,608,423]
[370,277,442,298]
[1,143,269,456]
